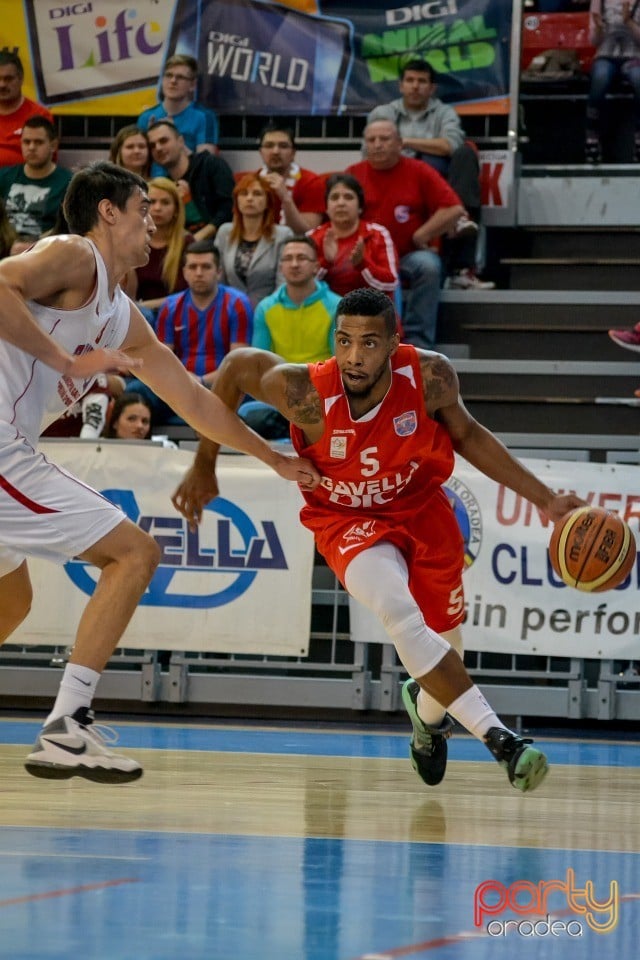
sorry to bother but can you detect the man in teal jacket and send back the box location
[240,235,340,438]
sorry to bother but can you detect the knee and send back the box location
[138,532,162,577]
[120,528,161,580]
[402,252,441,287]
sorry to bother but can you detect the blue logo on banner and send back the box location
[64,490,288,607]
[442,476,483,568]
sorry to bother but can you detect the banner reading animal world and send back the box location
[4,0,514,116]
[351,456,640,659]
[13,442,315,656]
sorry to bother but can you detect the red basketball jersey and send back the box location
[291,344,454,521]
[290,344,465,630]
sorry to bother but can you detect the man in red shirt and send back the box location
[238,123,325,234]
[347,119,463,349]
[0,52,54,168]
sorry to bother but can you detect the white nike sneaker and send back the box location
[24,707,143,783]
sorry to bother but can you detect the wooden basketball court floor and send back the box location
[0,716,638,960]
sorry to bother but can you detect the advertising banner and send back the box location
[4,0,513,116]
[13,442,315,655]
[351,457,640,659]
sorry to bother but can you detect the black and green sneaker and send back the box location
[484,727,549,793]
[401,679,454,786]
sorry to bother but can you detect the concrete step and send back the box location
[522,226,640,259]
[464,397,640,435]
[502,260,640,290]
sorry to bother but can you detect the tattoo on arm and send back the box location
[420,354,456,406]
[282,367,321,424]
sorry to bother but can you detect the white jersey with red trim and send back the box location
[0,237,131,446]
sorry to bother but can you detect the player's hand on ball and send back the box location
[543,493,587,523]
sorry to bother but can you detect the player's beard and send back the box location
[342,356,390,400]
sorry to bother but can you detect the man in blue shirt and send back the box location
[138,54,219,176]
[127,241,253,425]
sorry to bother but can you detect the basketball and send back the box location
[549,506,636,592]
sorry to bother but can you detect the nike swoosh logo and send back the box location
[42,738,87,756]
[72,675,92,687]
[338,542,365,556]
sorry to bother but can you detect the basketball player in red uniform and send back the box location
[173,288,585,792]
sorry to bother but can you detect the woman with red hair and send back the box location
[214,173,292,307]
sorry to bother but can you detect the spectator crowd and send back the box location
[0,51,497,438]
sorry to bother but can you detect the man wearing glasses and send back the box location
[137,54,219,175]
[236,235,340,439]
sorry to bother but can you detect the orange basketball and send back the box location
[549,506,636,592]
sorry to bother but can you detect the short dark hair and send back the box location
[258,122,296,149]
[63,161,147,235]
[147,119,180,137]
[336,288,398,336]
[22,115,57,141]
[281,235,317,258]
[324,173,364,210]
[183,240,220,266]
[0,51,23,78]
[400,59,437,83]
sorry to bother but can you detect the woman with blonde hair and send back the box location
[108,124,151,179]
[127,176,194,317]
[215,172,292,307]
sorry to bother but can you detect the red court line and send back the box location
[0,877,140,908]
[350,892,640,959]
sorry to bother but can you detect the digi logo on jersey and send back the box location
[443,474,483,568]
[64,491,288,607]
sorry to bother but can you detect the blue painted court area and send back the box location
[0,829,637,960]
[0,718,638,959]
[1,717,639,767]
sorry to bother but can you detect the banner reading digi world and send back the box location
[5,0,513,116]
[170,0,514,114]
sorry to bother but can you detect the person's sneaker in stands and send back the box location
[608,324,640,353]
[445,269,496,290]
[453,213,479,238]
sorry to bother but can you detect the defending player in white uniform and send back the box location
[0,161,318,784]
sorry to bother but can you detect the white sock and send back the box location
[416,688,447,728]
[416,626,465,728]
[45,664,100,725]
[446,686,509,741]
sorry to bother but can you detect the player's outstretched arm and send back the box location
[123,313,319,514]
[419,352,586,521]
[171,346,318,527]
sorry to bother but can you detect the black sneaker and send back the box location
[401,679,454,786]
[484,727,548,793]
[25,707,143,784]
